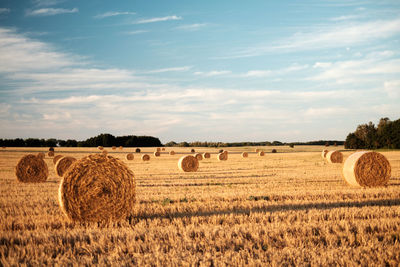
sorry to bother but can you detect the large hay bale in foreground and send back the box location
[58,154,135,222]
[15,154,48,183]
[142,154,150,161]
[343,151,391,187]
[178,155,199,172]
[195,153,203,161]
[169,151,176,155]
[326,151,343,163]
[55,156,76,177]
[242,152,248,158]
[126,153,134,160]
[217,152,228,161]
[321,149,328,159]
[53,155,63,165]
[259,151,265,156]
[154,151,160,157]
[135,148,141,153]
[37,152,45,159]
[48,151,54,157]
[203,152,210,159]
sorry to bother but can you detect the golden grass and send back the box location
[1,146,400,265]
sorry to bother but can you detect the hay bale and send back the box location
[321,149,329,159]
[255,148,260,153]
[242,152,248,158]
[135,148,141,153]
[217,152,228,161]
[218,149,224,153]
[162,148,165,151]
[49,147,55,152]
[195,153,203,161]
[142,154,150,161]
[259,151,265,156]
[326,151,343,163]
[55,156,76,177]
[169,151,176,155]
[2,146,6,149]
[157,147,161,152]
[53,155,63,165]
[37,152,45,159]
[98,146,104,150]
[343,151,391,187]
[58,154,136,222]
[271,149,277,153]
[15,154,48,183]
[48,151,54,157]
[191,149,195,153]
[178,155,199,172]
[102,150,108,155]
[203,152,210,159]
[154,151,160,157]
[119,146,123,150]
[112,146,117,150]
[126,153,134,160]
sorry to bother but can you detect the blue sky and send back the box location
[0,0,399,143]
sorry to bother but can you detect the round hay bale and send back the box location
[112,146,117,150]
[242,152,248,158]
[102,150,108,155]
[191,149,195,153]
[321,149,329,159]
[162,148,165,151]
[217,152,228,161]
[169,151,176,155]
[15,154,48,183]
[58,154,136,222]
[53,154,63,165]
[37,152,45,159]
[255,148,260,153]
[343,151,391,187]
[2,146,6,149]
[126,153,134,160]
[55,156,76,177]
[98,146,104,150]
[195,153,203,161]
[289,144,294,148]
[119,146,123,150]
[326,151,343,163]
[142,154,150,161]
[218,149,224,153]
[203,152,210,159]
[259,151,265,156]
[135,148,141,153]
[154,151,160,157]
[271,149,277,153]
[223,150,228,155]
[48,151,54,157]
[49,147,55,152]
[156,147,161,152]
[178,155,199,172]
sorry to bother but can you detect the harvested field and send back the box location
[1,146,400,265]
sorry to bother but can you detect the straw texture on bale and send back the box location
[203,152,210,159]
[112,146,116,150]
[154,151,160,157]
[321,149,329,159]
[242,152,248,158]
[98,146,104,150]
[326,151,343,163]
[48,151,55,157]
[191,149,195,153]
[55,156,76,177]
[259,151,265,156]
[126,153,134,160]
[58,154,136,222]
[142,154,150,161]
[178,155,199,172]
[135,148,141,153]
[15,154,48,183]
[343,151,391,187]
[217,152,228,161]
[37,152,45,159]
[53,155,63,165]
[195,153,203,161]
[169,151,176,155]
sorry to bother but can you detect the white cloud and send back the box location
[0,8,10,14]
[122,30,148,35]
[194,70,231,76]
[176,23,207,31]
[330,15,362,21]
[313,62,332,68]
[146,66,192,73]
[243,70,271,78]
[136,15,182,24]
[26,7,78,16]
[94,11,136,19]
[32,0,65,6]
[384,80,400,98]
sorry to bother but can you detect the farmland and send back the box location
[1,146,400,265]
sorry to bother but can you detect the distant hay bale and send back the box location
[255,148,260,152]
[203,152,210,159]
[2,146,6,149]
[321,149,329,159]
[195,153,203,161]
[98,146,104,150]
[37,152,45,159]
[119,146,123,150]
[217,152,228,161]
[48,151,55,157]
[55,156,76,177]
[169,151,176,155]
[142,154,150,161]
[154,151,160,157]
[53,155,63,165]
[343,151,391,187]
[162,148,165,151]
[112,146,116,150]
[191,149,195,153]
[49,147,55,152]
[15,154,48,183]
[102,150,108,155]
[271,149,277,153]
[326,151,343,163]
[259,151,265,156]
[178,155,199,172]
[242,152,248,158]
[157,147,161,152]
[126,153,134,160]
[135,148,141,153]
[289,144,294,148]
[218,149,224,153]
[58,154,136,222]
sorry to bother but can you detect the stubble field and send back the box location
[1,146,400,266]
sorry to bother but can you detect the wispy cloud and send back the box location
[176,23,207,31]
[194,70,231,76]
[242,64,308,78]
[330,15,362,21]
[146,66,192,73]
[0,8,10,14]
[32,0,65,6]
[136,15,182,24]
[122,30,148,35]
[26,7,78,16]
[94,11,136,19]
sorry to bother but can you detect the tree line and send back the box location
[345,117,400,149]
[164,140,344,148]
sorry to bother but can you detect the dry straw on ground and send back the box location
[53,155,63,165]
[259,151,265,156]
[126,153,134,160]
[321,149,328,159]
[15,154,48,183]
[178,155,199,172]
[98,146,104,150]
[343,151,391,187]
[203,152,210,159]
[217,152,228,161]
[37,152,45,159]
[242,152,248,158]
[326,151,343,163]
[135,148,141,153]
[169,151,176,155]
[194,153,203,161]
[58,154,136,222]
[55,156,77,177]
[154,151,160,157]
[142,154,150,161]
[48,151,54,157]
